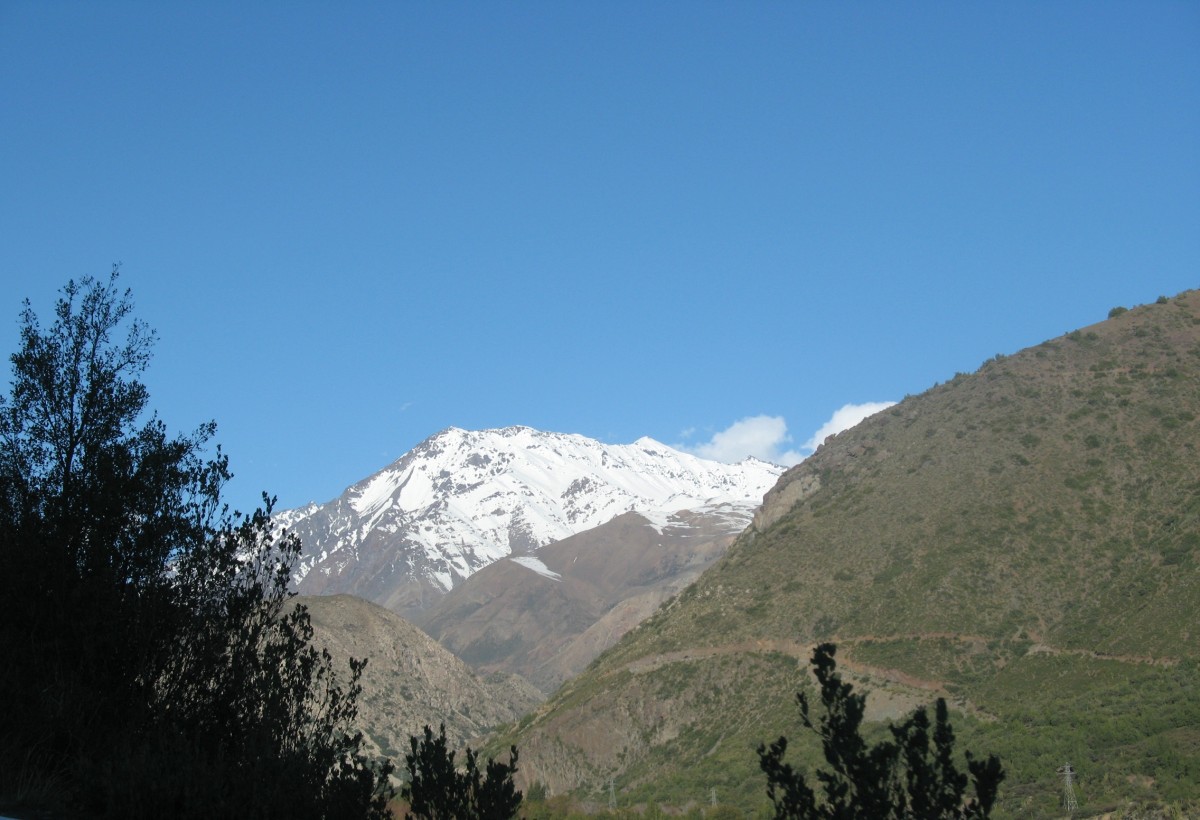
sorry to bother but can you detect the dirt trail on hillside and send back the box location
[615,631,1179,701]
[619,637,953,696]
[616,637,968,721]
[1014,627,1182,667]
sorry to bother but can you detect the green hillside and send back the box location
[497,292,1200,818]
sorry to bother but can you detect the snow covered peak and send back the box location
[346,426,777,520]
[282,426,783,608]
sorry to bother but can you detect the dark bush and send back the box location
[758,643,1003,819]
[0,270,392,818]
[401,723,521,819]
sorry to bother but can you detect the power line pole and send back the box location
[608,778,616,811]
[710,787,717,806]
[1056,762,1078,815]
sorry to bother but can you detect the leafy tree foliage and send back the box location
[0,270,393,818]
[402,723,522,819]
[758,643,1004,819]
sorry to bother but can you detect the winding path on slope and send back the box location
[612,631,1179,720]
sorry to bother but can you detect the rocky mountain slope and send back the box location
[280,427,780,619]
[493,293,1200,818]
[415,504,750,693]
[298,594,541,760]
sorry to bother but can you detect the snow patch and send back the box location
[509,556,563,582]
[637,509,672,534]
[351,468,407,516]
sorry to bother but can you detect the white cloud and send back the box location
[800,401,896,453]
[677,402,896,467]
[677,415,805,466]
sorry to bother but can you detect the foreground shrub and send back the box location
[0,270,392,818]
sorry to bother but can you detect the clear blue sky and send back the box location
[2,2,1197,514]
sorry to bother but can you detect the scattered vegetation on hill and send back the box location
[500,293,1200,817]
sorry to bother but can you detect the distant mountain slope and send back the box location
[298,594,541,760]
[280,427,780,618]
[496,293,1200,817]
[415,505,750,693]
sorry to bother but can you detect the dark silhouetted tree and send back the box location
[758,643,1004,819]
[0,269,393,818]
[402,723,522,820]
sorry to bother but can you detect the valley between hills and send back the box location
[289,291,1200,818]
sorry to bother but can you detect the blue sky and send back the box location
[2,2,1197,514]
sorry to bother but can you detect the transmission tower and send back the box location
[710,786,717,806]
[608,778,616,810]
[1056,762,1078,814]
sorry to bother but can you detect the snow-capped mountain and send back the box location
[279,426,782,616]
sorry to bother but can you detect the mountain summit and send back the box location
[279,426,781,616]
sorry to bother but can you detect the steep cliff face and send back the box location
[752,465,820,533]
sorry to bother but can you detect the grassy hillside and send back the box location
[495,292,1200,818]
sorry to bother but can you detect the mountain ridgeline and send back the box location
[494,293,1200,817]
[279,427,781,620]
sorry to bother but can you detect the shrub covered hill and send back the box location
[495,293,1200,818]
